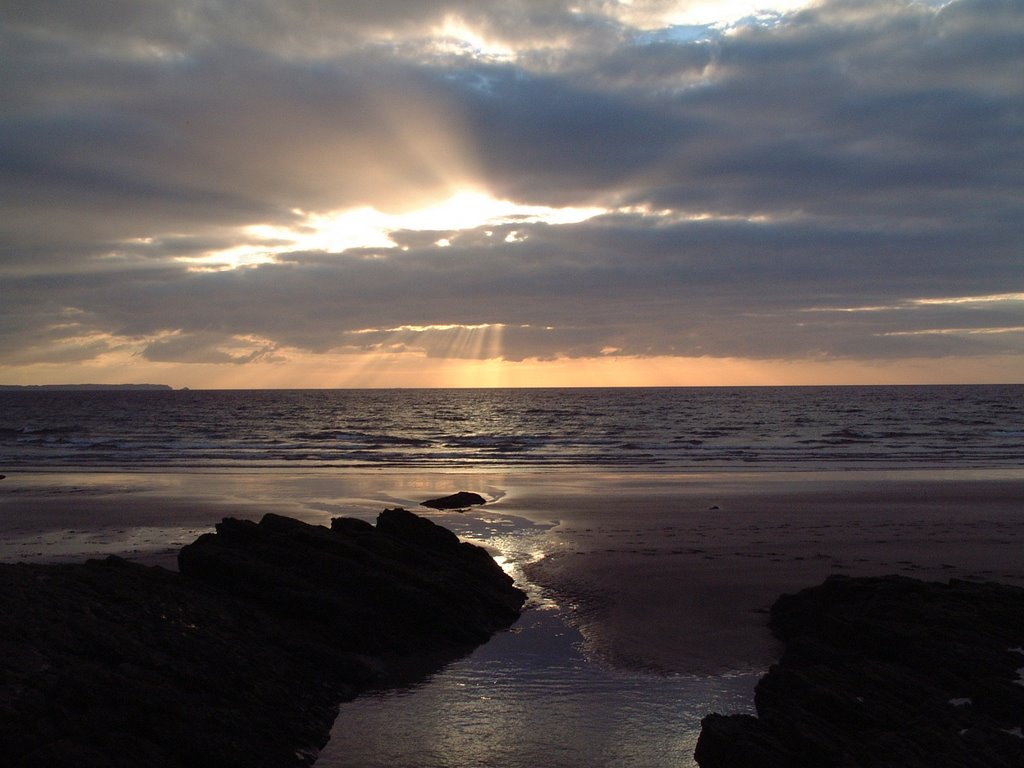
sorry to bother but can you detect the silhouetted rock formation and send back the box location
[0,510,525,768]
[695,575,1024,768]
[179,508,523,655]
[420,491,487,510]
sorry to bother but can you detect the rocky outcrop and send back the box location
[695,575,1024,768]
[0,510,525,768]
[420,491,487,510]
[178,507,523,656]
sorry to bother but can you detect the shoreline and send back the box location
[2,466,1022,676]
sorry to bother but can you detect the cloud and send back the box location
[3,211,1021,368]
[1,0,1022,380]
[140,332,280,364]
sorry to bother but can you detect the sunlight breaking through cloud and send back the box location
[346,323,513,361]
[181,191,608,269]
[879,327,1024,337]
[662,0,812,27]
[911,293,1024,306]
[429,16,517,60]
[803,293,1024,314]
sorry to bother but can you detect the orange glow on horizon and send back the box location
[3,349,1022,389]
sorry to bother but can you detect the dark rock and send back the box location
[695,714,795,767]
[178,509,524,655]
[329,516,375,536]
[695,575,1024,768]
[420,491,487,510]
[1,511,526,768]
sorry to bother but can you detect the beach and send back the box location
[3,468,1022,688]
[3,467,1023,766]
[504,470,1024,674]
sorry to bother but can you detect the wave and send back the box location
[1,385,1022,471]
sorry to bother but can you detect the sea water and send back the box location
[2,385,1022,471]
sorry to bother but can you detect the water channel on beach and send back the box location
[317,508,760,768]
[319,604,760,768]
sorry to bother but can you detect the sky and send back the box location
[1,0,1022,388]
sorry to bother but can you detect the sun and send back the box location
[178,189,607,270]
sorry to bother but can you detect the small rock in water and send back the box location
[421,491,487,510]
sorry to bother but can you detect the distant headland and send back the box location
[0,384,174,391]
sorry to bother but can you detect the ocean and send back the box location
[2,385,1022,471]
[2,385,1022,767]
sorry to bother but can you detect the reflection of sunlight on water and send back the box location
[318,507,758,768]
[465,525,560,610]
[320,607,758,768]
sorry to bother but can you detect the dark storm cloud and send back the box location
[1,0,1022,367]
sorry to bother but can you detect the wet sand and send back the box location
[2,468,1022,678]
[494,471,1024,674]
